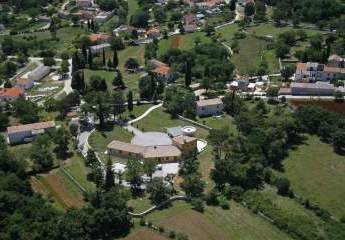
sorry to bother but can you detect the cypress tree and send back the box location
[102,48,106,66]
[185,59,192,87]
[112,49,118,69]
[104,158,115,191]
[127,91,133,112]
[88,48,93,69]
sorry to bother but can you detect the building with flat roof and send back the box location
[196,98,224,116]
[172,135,197,157]
[290,82,335,96]
[7,121,56,144]
[295,62,345,82]
[90,43,111,54]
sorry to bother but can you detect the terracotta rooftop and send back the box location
[173,135,197,145]
[7,121,55,134]
[153,65,171,75]
[196,98,223,107]
[0,88,24,98]
[16,78,31,85]
[143,145,181,158]
[107,140,145,155]
[89,33,109,42]
[296,62,307,71]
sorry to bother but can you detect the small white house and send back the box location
[7,121,56,144]
[196,98,224,117]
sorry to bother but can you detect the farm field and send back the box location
[125,229,168,240]
[281,135,345,219]
[143,201,292,240]
[289,100,345,116]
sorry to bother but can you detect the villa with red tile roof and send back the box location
[148,59,174,81]
[0,88,24,103]
[89,33,110,43]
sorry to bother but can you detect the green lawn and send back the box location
[158,32,211,56]
[1,27,87,54]
[63,153,96,193]
[247,23,325,38]
[127,0,140,22]
[216,24,239,43]
[89,124,134,154]
[128,195,153,213]
[231,36,279,75]
[143,201,291,240]
[281,135,345,219]
[196,114,235,130]
[121,104,154,121]
[135,107,209,139]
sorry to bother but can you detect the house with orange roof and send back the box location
[146,28,160,39]
[88,33,110,43]
[148,59,174,81]
[0,88,24,103]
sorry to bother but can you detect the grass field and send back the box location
[143,201,292,240]
[0,27,87,54]
[216,24,239,42]
[125,229,168,240]
[158,32,211,56]
[89,124,134,154]
[63,154,96,193]
[135,107,209,139]
[231,36,279,75]
[121,104,154,121]
[196,114,235,130]
[281,135,345,219]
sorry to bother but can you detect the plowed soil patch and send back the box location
[39,173,84,209]
[158,210,228,240]
[171,35,183,49]
[126,229,167,240]
[290,100,345,116]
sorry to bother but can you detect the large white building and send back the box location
[196,98,224,117]
[290,82,335,96]
[7,121,56,144]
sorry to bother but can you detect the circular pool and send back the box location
[182,126,197,136]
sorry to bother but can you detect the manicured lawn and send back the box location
[121,104,154,121]
[63,153,96,193]
[231,36,279,75]
[84,69,115,92]
[128,195,153,213]
[158,32,211,56]
[144,201,291,240]
[135,107,209,139]
[281,135,345,219]
[247,23,324,38]
[196,114,235,130]
[89,124,134,154]
[216,24,239,42]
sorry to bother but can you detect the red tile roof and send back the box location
[0,88,24,98]
[88,33,109,42]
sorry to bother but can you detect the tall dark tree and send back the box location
[104,158,115,191]
[127,90,133,112]
[230,0,236,11]
[112,49,118,69]
[71,70,86,94]
[185,58,192,87]
[102,48,106,66]
[112,70,125,89]
[112,91,125,119]
[53,128,70,160]
[88,48,93,69]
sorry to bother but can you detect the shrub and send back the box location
[274,177,291,196]
[218,195,230,209]
[159,226,165,233]
[205,189,219,205]
[191,198,204,212]
[169,230,176,239]
[139,218,145,226]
